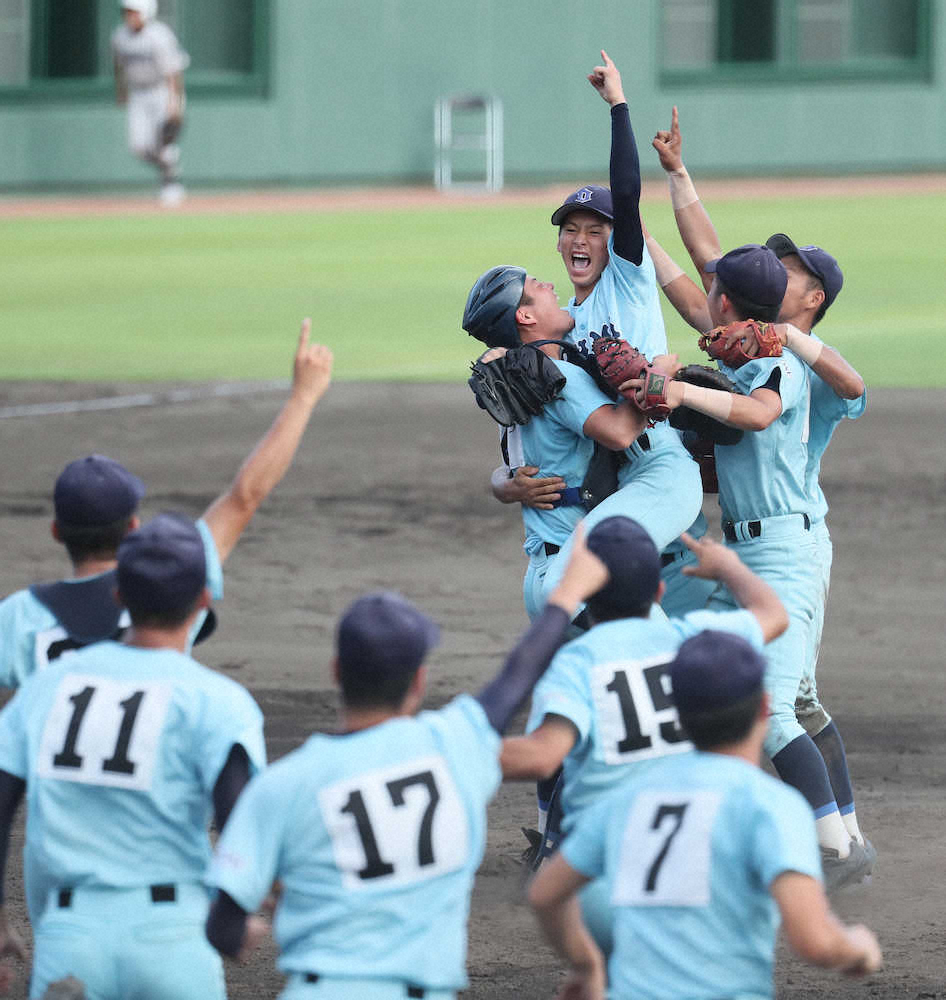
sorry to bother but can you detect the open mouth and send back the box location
[570,253,591,273]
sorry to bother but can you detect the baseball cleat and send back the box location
[821,839,873,892]
[518,827,543,869]
[159,181,186,207]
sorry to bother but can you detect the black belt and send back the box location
[723,513,810,543]
[544,542,560,557]
[660,552,680,568]
[303,977,424,997]
[58,884,176,908]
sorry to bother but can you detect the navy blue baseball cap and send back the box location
[117,513,207,615]
[337,591,441,677]
[585,516,661,612]
[705,244,787,309]
[765,233,843,320]
[54,455,145,527]
[551,185,614,226]
[669,630,765,713]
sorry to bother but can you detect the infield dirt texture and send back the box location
[0,376,942,998]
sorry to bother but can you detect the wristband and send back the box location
[645,236,685,288]
[783,325,825,366]
[668,167,699,211]
[680,383,734,423]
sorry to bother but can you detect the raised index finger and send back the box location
[298,317,312,352]
[600,49,615,67]
[671,105,680,137]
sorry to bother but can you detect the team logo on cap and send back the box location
[575,188,594,203]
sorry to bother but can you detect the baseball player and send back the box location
[205,530,610,999]
[112,0,189,205]
[620,243,872,889]
[484,52,702,609]
[0,319,332,692]
[0,513,267,999]
[528,630,882,1000]
[649,111,872,862]
[501,515,787,952]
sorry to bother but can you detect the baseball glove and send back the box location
[592,337,672,422]
[468,345,566,427]
[159,116,182,147]
[698,319,782,369]
[669,364,744,445]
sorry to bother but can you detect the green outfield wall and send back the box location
[0,0,942,190]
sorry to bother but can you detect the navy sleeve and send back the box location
[0,769,25,905]
[205,889,249,958]
[212,743,252,831]
[475,605,572,734]
[610,103,644,266]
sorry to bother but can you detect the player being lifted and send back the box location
[112,0,189,205]
[643,107,873,885]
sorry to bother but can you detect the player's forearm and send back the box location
[583,401,646,451]
[206,890,249,959]
[671,189,722,290]
[674,385,778,432]
[715,562,788,643]
[609,103,644,266]
[475,605,572,734]
[202,388,323,561]
[531,892,602,980]
[782,326,865,400]
[500,735,566,781]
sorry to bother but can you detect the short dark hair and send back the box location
[587,592,651,624]
[122,590,204,629]
[57,516,134,565]
[717,278,781,324]
[337,662,419,710]
[677,687,764,750]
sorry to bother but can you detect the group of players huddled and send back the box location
[0,50,880,1000]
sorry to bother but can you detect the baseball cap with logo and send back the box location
[765,233,843,322]
[704,244,787,310]
[54,455,146,527]
[551,185,614,226]
[117,513,207,615]
[585,516,661,615]
[669,630,765,713]
[337,591,441,677]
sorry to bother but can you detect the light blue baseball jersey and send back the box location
[563,752,822,1000]
[0,639,264,892]
[209,694,501,991]
[514,360,621,556]
[714,355,812,524]
[0,518,223,689]
[799,335,866,522]
[526,609,763,830]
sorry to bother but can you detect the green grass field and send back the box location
[4,190,945,386]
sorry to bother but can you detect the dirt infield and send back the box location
[3,173,946,219]
[0,381,943,998]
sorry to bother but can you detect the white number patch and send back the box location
[612,789,722,907]
[36,674,172,792]
[319,755,468,890]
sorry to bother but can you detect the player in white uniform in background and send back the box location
[206,535,609,999]
[0,514,267,999]
[112,0,189,205]
[529,630,882,1000]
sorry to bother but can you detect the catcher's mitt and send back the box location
[669,365,744,445]
[698,319,782,369]
[468,345,565,427]
[592,337,673,423]
[159,116,182,147]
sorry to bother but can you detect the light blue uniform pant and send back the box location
[795,518,833,736]
[540,445,702,602]
[707,515,822,758]
[30,883,224,1000]
[280,975,455,1000]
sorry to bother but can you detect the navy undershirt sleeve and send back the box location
[205,889,249,958]
[0,770,26,905]
[475,605,572,734]
[212,743,251,831]
[609,103,644,266]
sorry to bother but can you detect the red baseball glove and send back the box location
[592,337,672,423]
[698,319,782,369]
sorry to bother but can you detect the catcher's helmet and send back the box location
[121,0,158,20]
[462,265,526,349]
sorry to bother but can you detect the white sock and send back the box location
[841,810,864,846]
[816,809,852,857]
[537,805,548,834]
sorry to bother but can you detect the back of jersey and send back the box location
[211,694,500,991]
[0,641,264,892]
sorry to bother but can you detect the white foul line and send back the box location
[0,379,291,420]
